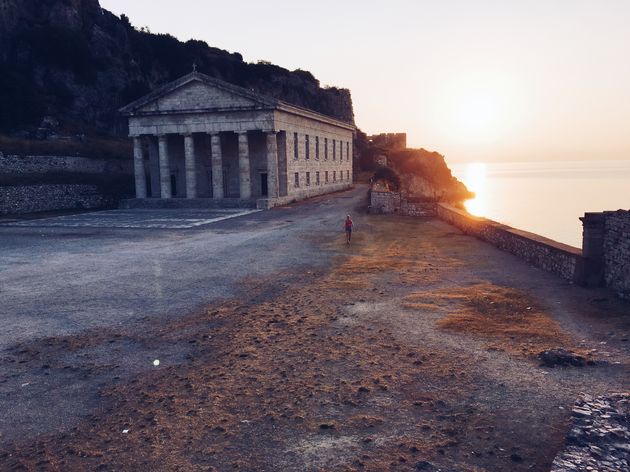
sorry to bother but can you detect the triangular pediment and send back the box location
[120,72,278,114]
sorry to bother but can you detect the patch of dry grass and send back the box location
[404,282,581,356]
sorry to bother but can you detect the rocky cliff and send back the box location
[0,0,354,137]
[387,148,472,204]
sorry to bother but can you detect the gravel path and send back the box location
[0,187,628,471]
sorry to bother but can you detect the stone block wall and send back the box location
[436,203,585,283]
[369,190,401,214]
[369,195,629,297]
[275,110,354,199]
[369,190,436,217]
[0,184,117,214]
[0,154,133,215]
[0,154,132,175]
[602,211,630,299]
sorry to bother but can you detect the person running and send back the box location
[344,214,353,244]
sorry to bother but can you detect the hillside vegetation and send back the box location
[0,0,354,139]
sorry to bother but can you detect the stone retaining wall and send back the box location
[368,192,628,296]
[0,154,133,215]
[0,184,117,215]
[436,203,585,283]
[0,154,132,175]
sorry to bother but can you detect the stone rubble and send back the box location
[537,348,588,367]
[551,393,629,472]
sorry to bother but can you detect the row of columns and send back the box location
[133,131,279,200]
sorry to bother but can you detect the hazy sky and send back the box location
[100,0,630,163]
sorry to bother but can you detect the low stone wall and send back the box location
[402,200,437,217]
[436,203,585,283]
[0,185,117,215]
[368,190,436,216]
[369,190,401,214]
[287,182,353,203]
[0,154,133,215]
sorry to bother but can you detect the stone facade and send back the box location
[436,204,585,283]
[603,211,630,299]
[120,72,355,208]
[581,210,630,299]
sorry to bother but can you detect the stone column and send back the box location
[183,134,197,199]
[210,133,224,199]
[266,132,279,199]
[238,132,251,199]
[133,136,147,198]
[158,134,172,199]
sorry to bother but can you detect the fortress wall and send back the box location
[436,203,585,283]
[602,211,630,300]
[0,184,117,215]
[0,154,133,215]
[0,154,132,175]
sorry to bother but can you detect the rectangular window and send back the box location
[340,141,343,160]
[293,133,299,160]
[305,135,310,160]
[316,171,320,185]
[325,171,329,183]
[306,172,311,186]
[333,140,336,160]
[346,142,350,161]
[324,138,328,160]
[315,136,319,160]
[333,170,337,182]
[340,171,343,181]
[294,172,299,187]
[347,170,350,180]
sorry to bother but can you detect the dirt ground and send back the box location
[1,209,629,471]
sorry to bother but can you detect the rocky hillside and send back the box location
[0,0,354,138]
[371,148,470,204]
[388,148,472,204]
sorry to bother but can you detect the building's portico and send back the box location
[120,71,355,208]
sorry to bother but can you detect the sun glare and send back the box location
[462,163,487,216]
[455,92,501,137]
[433,74,522,145]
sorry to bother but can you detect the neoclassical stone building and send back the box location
[120,70,355,208]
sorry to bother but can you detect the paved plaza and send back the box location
[1,208,260,229]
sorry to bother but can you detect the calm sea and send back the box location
[450,160,630,248]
